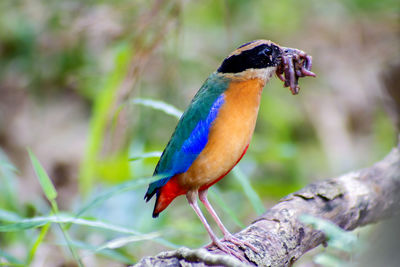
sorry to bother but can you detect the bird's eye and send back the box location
[258,47,271,56]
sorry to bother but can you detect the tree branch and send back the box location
[134,141,400,267]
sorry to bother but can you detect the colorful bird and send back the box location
[145,40,315,257]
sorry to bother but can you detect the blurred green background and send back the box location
[0,0,398,266]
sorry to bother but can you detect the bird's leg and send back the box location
[198,190,259,253]
[186,190,246,261]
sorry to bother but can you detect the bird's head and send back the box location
[217,40,315,95]
[217,40,283,81]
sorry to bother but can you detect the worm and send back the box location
[276,47,316,95]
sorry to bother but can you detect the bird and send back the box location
[144,39,315,258]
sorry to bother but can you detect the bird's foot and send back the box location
[222,234,260,253]
[205,239,247,262]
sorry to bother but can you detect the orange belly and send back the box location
[176,78,266,190]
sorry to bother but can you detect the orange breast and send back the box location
[176,78,266,190]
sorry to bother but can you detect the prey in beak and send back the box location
[276,47,316,95]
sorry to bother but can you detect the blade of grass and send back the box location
[0,160,18,173]
[208,188,244,228]
[26,223,50,265]
[232,168,265,215]
[28,149,83,267]
[0,215,178,249]
[129,151,162,161]
[56,239,135,264]
[55,221,83,267]
[27,149,57,201]
[0,216,128,232]
[0,220,47,231]
[80,44,133,195]
[0,249,24,266]
[0,149,21,211]
[96,232,161,251]
[0,209,22,222]
[0,263,25,267]
[132,98,183,119]
[75,175,161,218]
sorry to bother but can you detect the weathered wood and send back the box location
[134,141,400,267]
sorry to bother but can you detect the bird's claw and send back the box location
[276,47,316,95]
[206,239,247,262]
[222,234,260,253]
[204,234,259,262]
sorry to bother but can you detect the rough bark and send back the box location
[134,141,400,267]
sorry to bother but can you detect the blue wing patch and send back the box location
[171,94,225,173]
[144,94,225,201]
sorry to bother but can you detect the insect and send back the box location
[145,40,315,260]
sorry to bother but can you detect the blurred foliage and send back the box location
[301,214,357,252]
[80,44,132,194]
[0,0,398,266]
[301,214,360,267]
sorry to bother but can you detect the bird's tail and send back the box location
[144,176,186,218]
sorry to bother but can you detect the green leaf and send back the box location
[232,168,265,215]
[132,98,183,119]
[27,149,57,201]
